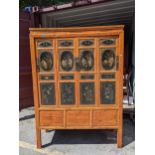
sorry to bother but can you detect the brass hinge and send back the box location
[116,56,119,70]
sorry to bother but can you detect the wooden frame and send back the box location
[29,25,124,148]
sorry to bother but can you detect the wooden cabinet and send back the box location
[29,25,124,148]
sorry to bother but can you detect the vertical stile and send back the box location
[75,38,78,106]
[54,39,59,108]
[75,38,79,107]
[95,37,100,106]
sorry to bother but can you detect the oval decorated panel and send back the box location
[101,49,115,70]
[80,50,94,71]
[61,51,74,71]
[40,52,53,71]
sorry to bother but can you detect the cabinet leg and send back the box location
[36,128,42,149]
[117,128,123,148]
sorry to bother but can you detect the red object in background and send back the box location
[19,11,35,110]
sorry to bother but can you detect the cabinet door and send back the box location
[98,37,119,105]
[77,38,97,105]
[57,39,77,105]
[35,39,57,106]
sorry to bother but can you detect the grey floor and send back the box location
[19,107,135,155]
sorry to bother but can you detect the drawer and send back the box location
[40,110,64,127]
[92,109,117,127]
[66,110,90,127]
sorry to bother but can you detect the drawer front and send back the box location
[66,110,90,127]
[40,111,64,127]
[92,110,117,127]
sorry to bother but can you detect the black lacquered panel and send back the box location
[37,40,52,48]
[81,74,94,80]
[79,40,94,46]
[61,83,75,105]
[101,49,115,70]
[100,82,115,104]
[40,51,53,71]
[59,40,73,47]
[80,83,95,104]
[40,75,54,80]
[101,73,115,79]
[60,50,74,71]
[61,75,74,80]
[80,49,94,71]
[100,38,115,46]
[40,83,55,105]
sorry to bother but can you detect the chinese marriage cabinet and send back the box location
[29,25,124,148]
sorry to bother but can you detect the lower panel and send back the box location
[39,109,118,129]
[66,110,90,127]
[40,111,64,127]
[92,109,117,126]
[40,83,55,105]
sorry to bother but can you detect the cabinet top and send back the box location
[29,25,124,32]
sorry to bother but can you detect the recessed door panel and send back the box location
[40,83,55,105]
[80,82,95,105]
[60,83,75,105]
[100,82,115,104]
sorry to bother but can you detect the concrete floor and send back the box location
[19,107,135,155]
